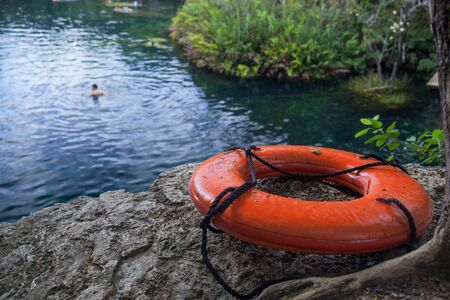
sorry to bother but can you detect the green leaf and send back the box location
[371,119,383,129]
[355,128,370,138]
[422,157,433,164]
[387,141,401,151]
[417,131,430,142]
[360,118,372,126]
[375,135,387,147]
[373,115,380,121]
[406,136,416,142]
[425,138,438,145]
[386,121,397,133]
[390,129,400,138]
[364,135,381,145]
[432,129,443,140]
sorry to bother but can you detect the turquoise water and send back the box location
[0,0,440,222]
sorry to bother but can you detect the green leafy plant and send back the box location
[405,130,445,165]
[353,0,433,81]
[171,0,434,81]
[355,115,401,160]
[171,0,365,80]
[355,115,444,165]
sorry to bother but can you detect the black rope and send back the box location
[359,153,409,174]
[207,187,236,234]
[200,146,416,299]
[200,150,301,299]
[227,147,408,179]
[376,198,418,250]
[201,222,300,299]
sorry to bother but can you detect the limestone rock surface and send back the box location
[0,164,446,299]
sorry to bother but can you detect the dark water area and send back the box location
[0,0,441,222]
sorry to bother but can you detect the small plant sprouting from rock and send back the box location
[355,115,444,165]
[405,130,445,165]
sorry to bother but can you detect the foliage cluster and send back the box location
[355,115,444,165]
[171,0,435,81]
[353,0,434,80]
[171,0,365,79]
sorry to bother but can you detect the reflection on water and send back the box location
[0,0,440,221]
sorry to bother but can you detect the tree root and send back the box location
[257,236,445,300]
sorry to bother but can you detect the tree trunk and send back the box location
[376,57,383,79]
[257,1,450,298]
[389,35,403,82]
[430,0,450,261]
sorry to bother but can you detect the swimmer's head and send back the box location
[92,84,98,90]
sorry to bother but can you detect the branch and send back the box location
[366,6,380,27]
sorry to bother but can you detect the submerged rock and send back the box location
[0,164,446,299]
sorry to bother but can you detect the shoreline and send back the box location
[0,164,447,299]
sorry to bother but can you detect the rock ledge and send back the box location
[0,164,446,299]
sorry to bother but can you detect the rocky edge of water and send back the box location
[0,164,448,299]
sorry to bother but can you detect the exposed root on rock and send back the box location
[257,233,447,300]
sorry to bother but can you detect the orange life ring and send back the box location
[189,145,433,254]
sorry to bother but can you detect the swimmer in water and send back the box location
[90,84,104,97]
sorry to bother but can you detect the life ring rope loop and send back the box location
[376,197,418,250]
